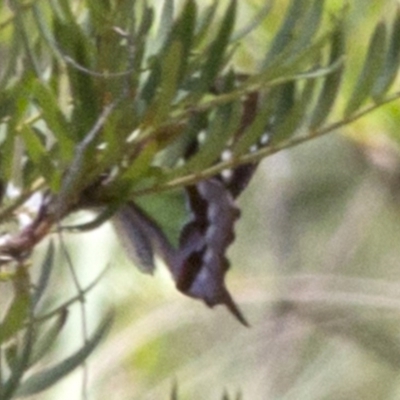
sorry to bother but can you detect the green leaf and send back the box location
[272,77,317,144]
[2,318,35,400]
[19,125,59,190]
[231,2,272,42]
[195,0,237,94]
[232,93,274,156]
[142,40,183,128]
[256,27,334,85]
[169,0,197,79]
[1,75,35,181]
[372,9,400,100]
[167,99,241,178]
[15,313,113,397]
[262,0,308,68]
[11,0,42,77]
[32,241,55,308]
[31,81,74,163]
[137,3,154,39]
[0,278,31,344]
[55,0,76,22]
[53,16,100,140]
[156,0,174,49]
[120,142,158,184]
[287,0,325,63]
[0,26,21,91]
[86,0,112,31]
[344,21,387,116]
[127,5,149,65]
[28,311,67,367]
[194,1,218,46]
[0,124,16,182]
[32,2,62,60]
[309,24,345,129]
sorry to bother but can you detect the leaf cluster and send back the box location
[0,0,399,228]
[1,0,400,397]
[0,243,112,398]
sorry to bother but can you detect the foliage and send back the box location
[1,0,400,398]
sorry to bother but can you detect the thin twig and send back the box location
[132,91,400,196]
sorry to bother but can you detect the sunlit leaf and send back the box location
[0,26,21,91]
[156,0,174,48]
[194,1,218,46]
[231,2,272,42]
[31,2,61,59]
[117,141,158,186]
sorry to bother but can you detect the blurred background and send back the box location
[5,0,400,399]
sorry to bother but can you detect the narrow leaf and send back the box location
[2,318,35,400]
[53,16,99,140]
[169,0,197,79]
[29,311,67,367]
[117,141,158,185]
[231,2,272,42]
[142,40,183,128]
[32,241,55,308]
[31,81,74,162]
[344,22,387,116]
[156,0,174,49]
[19,126,57,189]
[195,0,237,94]
[168,100,241,178]
[32,2,62,59]
[262,0,307,68]
[310,24,345,129]
[272,78,316,144]
[281,0,325,68]
[233,93,274,156]
[15,313,113,397]
[372,9,400,99]
[0,27,21,91]
[0,279,30,344]
[194,1,219,46]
